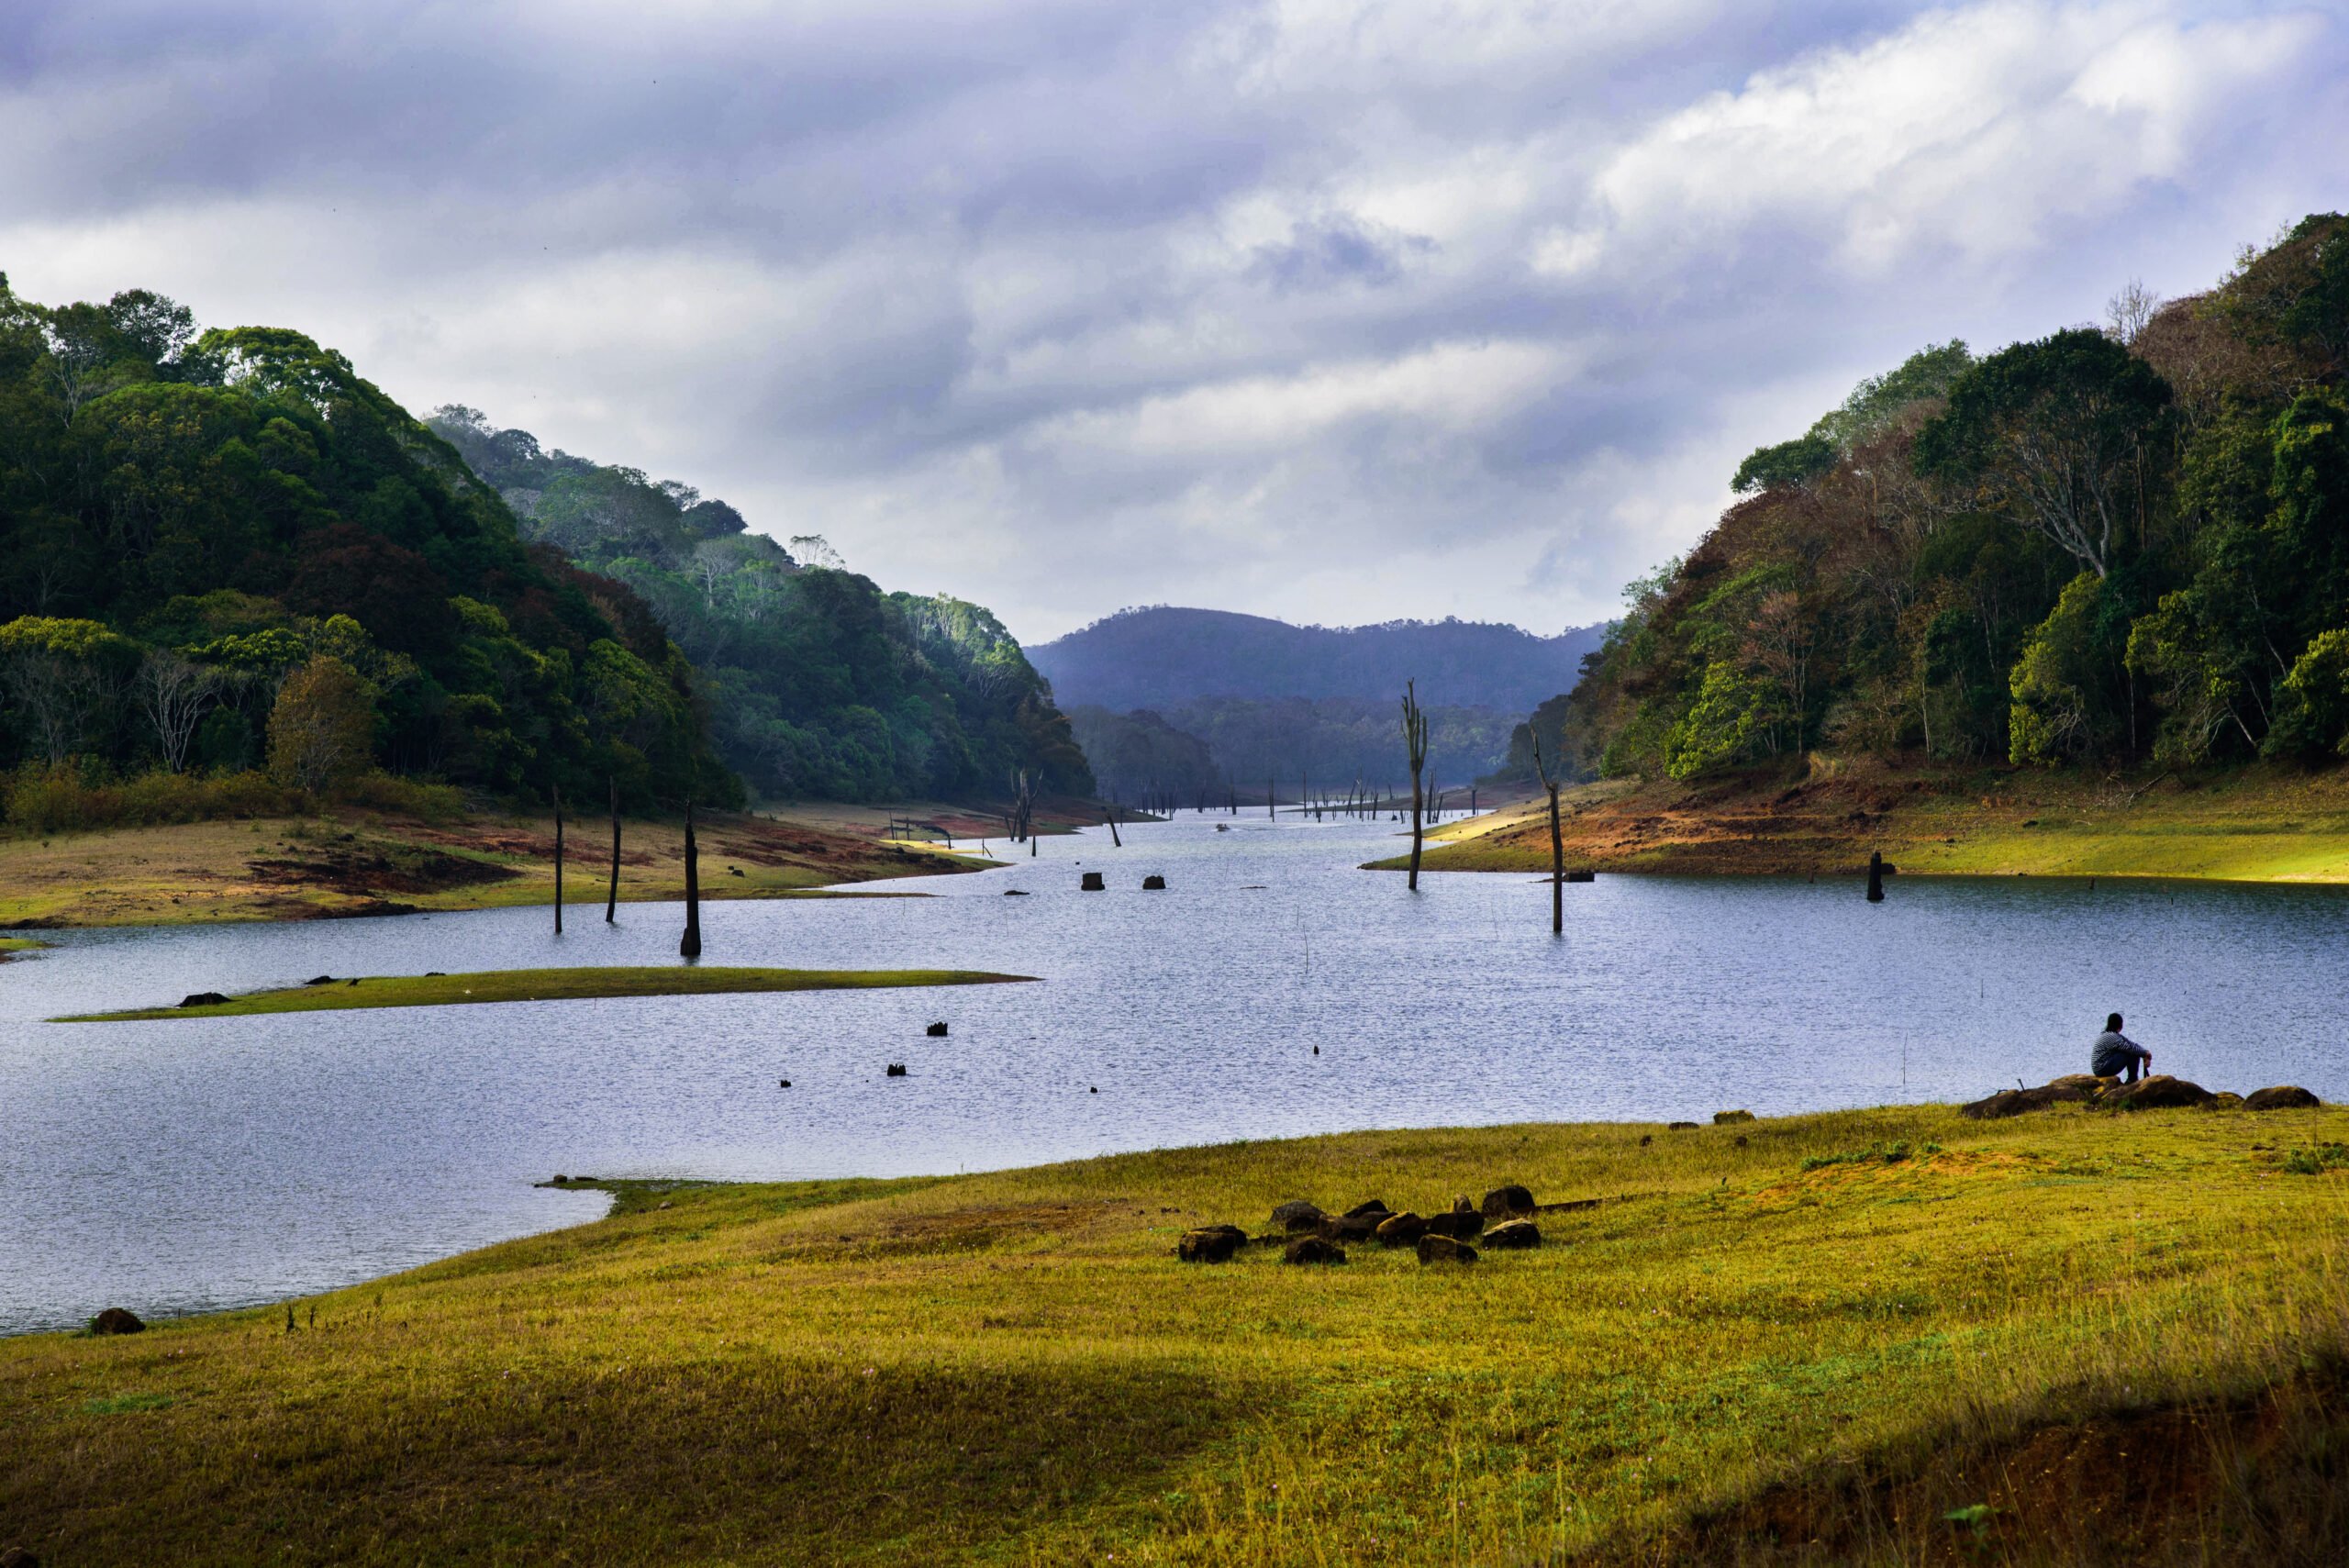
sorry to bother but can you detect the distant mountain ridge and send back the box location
[1030,607,1608,713]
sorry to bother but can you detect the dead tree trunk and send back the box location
[606,778,621,923]
[1402,679,1430,891]
[1107,798,1121,847]
[1867,849,1886,903]
[552,783,564,935]
[680,800,703,958]
[1531,732,1564,934]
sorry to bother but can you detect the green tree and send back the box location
[1917,328,2171,579]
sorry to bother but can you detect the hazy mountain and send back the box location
[1029,607,1609,713]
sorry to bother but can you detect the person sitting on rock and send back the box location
[2090,1013,2152,1084]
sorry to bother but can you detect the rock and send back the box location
[2204,1092,2243,1109]
[1178,1225,1246,1262]
[1961,1074,2106,1119]
[1270,1199,1325,1233]
[1564,869,1596,883]
[177,992,228,1008]
[778,1079,791,1088]
[885,1063,907,1077]
[1482,1219,1541,1249]
[2,1545,40,1568]
[1639,1134,1653,1146]
[1080,872,1107,891]
[2102,1073,2215,1110]
[1341,1199,1391,1219]
[1374,1211,1429,1247]
[1416,1234,1478,1265]
[304,974,336,985]
[1666,1121,1698,1131]
[1423,1208,1483,1240]
[1141,874,1167,890]
[1713,1109,1755,1125]
[1284,1236,1347,1265]
[2244,1085,2322,1111]
[926,1021,949,1037]
[1330,1211,1386,1241]
[728,866,745,877]
[1003,889,1030,896]
[1734,1135,1749,1147]
[1480,1184,1534,1218]
[89,1307,144,1336]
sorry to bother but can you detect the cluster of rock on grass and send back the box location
[1178,1184,1569,1267]
[1962,1074,2321,1119]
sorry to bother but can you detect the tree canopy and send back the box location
[1544,214,2349,779]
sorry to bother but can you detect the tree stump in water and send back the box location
[1866,850,1885,902]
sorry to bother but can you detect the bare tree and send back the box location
[2105,279,2160,346]
[1401,680,1430,891]
[134,651,228,773]
[553,784,565,936]
[1531,728,1564,935]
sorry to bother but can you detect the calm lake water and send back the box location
[5,811,2345,1333]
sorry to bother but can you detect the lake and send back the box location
[4,810,2344,1334]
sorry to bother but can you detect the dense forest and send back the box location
[426,409,1090,803]
[1552,214,2349,784]
[0,276,729,816]
[1070,697,1514,804]
[1031,606,1605,713]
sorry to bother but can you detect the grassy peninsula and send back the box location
[1386,759,2349,884]
[0,803,996,929]
[7,1103,2347,1563]
[59,965,1034,1022]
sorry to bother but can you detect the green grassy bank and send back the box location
[1389,761,2349,884]
[57,965,1034,1022]
[6,1103,2347,1563]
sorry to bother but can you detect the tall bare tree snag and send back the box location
[1106,798,1121,847]
[1531,731,1564,935]
[552,784,564,935]
[606,778,621,924]
[1401,679,1430,891]
[680,800,703,958]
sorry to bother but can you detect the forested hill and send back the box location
[1553,212,2349,784]
[425,409,1090,802]
[0,279,729,809]
[1030,607,1609,712]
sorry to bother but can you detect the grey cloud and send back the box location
[2,1,2343,641]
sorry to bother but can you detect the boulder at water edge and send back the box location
[1961,1074,2107,1119]
[1713,1109,1755,1125]
[1416,1235,1477,1265]
[2244,1085,2322,1111]
[178,992,228,1008]
[89,1307,144,1335]
[1178,1226,1248,1262]
[2101,1074,2214,1110]
[1482,1219,1542,1250]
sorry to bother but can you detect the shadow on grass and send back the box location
[5,1356,1275,1566]
[1619,1362,2349,1565]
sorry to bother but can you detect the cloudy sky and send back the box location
[4,2,2343,642]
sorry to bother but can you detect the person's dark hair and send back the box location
[2106,1012,2124,1032]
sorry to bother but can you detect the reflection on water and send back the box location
[4,811,2345,1332]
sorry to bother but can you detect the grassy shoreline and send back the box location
[1379,759,2349,884]
[56,965,1036,1022]
[0,804,999,930]
[6,1102,2346,1562]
